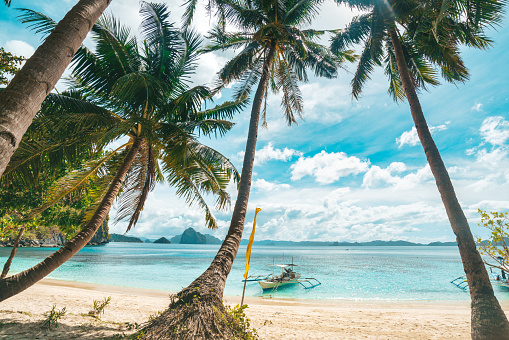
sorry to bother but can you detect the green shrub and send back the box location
[41,305,66,329]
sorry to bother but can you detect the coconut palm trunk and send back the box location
[0,138,142,302]
[141,44,276,339]
[388,27,509,339]
[1,225,25,279]
[0,0,111,177]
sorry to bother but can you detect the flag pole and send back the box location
[240,277,248,307]
[241,207,261,306]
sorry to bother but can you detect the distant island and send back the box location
[109,228,221,245]
[109,234,143,243]
[170,228,222,244]
[238,239,457,247]
[153,237,171,244]
[329,240,457,247]
[109,230,456,247]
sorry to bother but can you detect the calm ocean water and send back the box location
[1,243,508,301]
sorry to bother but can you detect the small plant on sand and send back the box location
[125,321,141,331]
[88,296,111,319]
[224,304,259,340]
[41,305,66,329]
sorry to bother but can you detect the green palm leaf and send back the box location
[27,143,131,220]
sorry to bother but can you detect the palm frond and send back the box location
[197,97,249,121]
[115,142,156,232]
[140,1,184,80]
[71,15,140,96]
[27,143,131,219]
[182,0,200,28]
[330,14,372,54]
[274,56,303,125]
[17,8,57,38]
[351,38,379,99]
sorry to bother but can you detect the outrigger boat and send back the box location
[451,267,509,291]
[490,268,509,289]
[244,257,321,291]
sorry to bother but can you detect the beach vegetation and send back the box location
[0,156,103,279]
[330,0,509,335]
[477,210,509,273]
[88,296,111,319]
[0,47,24,85]
[139,0,350,337]
[41,304,67,329]
[0,1,243,302]
[0,0,111,177]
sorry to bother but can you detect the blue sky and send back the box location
[1,0,508,243]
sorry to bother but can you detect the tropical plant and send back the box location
[0,47,24,85]
[0,2,244,302]
[140,0,351,337]
[41,305,67,329]
[0,140,105,279]
[0,0,111,177]
[88,296,112,319]
[330,0,509,337]
[477,210,509,273]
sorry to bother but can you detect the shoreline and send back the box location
[38,277,474,306]
[2,279,508,339]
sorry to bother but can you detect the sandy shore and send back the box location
[1,279,507,339]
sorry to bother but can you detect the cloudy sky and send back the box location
[1,0,508,243]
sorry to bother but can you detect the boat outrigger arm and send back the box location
[298,278,322,289]
[451,267,509,291]
[243,274,271,282]
[451,276,468,291]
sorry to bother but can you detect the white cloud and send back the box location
[237,142,303,165]
[252,179,291,192]
[290,150,370,184]
[468,116,509,166]
[299,81,351,123]
[362,163,432,190]
[362,162,406,188]
[480,116,509,146]
[475,148,509,166]
[471,102,483,112]
[396,124,448,148]
[4,40,35,59]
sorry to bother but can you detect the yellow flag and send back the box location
[244,207,262,280]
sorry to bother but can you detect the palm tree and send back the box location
[140,0,351,337]
[0,2,245,302]
[330,0,509,337]
[0,0,113,176]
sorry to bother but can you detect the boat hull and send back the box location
[258,279,299,290]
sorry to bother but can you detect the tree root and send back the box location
[138,286,258,340]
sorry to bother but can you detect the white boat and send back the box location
[244,258,321,291]
[490,268,509,289]
[258,264,301,290]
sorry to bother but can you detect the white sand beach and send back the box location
[0,279,507,339]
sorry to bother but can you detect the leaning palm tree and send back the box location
[330,0,509,337]
[140,0,352,337]
[0,2,245,302]
[0,0,112,176]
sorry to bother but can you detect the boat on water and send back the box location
[258,264,302,290]
[451,267,509,291]
[244,258,321,291]
[490,268,509,289]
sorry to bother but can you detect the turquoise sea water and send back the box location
[1,243,508,301]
